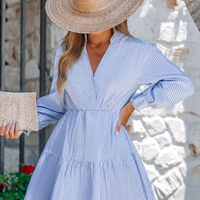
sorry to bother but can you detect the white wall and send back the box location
[127,0,200,199]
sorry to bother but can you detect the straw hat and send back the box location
[45,0,144,34]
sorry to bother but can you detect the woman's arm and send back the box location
[129,43,195,112]
[24,41,67,136]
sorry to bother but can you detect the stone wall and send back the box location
[128,0,200,199]
[3,0,200,200]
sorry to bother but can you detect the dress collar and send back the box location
[84,29,125,44]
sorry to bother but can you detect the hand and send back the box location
[0,120,23,139]
[114,101,135,135]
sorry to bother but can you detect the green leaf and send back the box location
[0,171,32,199]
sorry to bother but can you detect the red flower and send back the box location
[21,165,36,175]
[0,183,2,190]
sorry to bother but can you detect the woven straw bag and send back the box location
[0,91,38,131]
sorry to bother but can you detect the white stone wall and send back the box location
[3,0,200,199]
[127,0,200,199]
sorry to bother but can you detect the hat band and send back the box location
[70,0,113,12]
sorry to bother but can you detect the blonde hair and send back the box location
[55,20,132,101]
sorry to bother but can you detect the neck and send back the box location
[87,29,113,44]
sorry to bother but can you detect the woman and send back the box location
[0,0,195,199]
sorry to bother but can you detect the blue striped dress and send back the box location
[24,30,195,200]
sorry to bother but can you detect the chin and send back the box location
[89,28,112,36]
[89,30,105,35]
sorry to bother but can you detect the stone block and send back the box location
[6,0,20,6]
[166,0,178,10]
[25,59,39,79]
[6,2,38,20]
[168,184,186,200]
[158,101,184,117]
[34,14,40,29]
[154,145,189,169]
[142,137,159,162]
[131,107,147,117]
[26,2,38,17]
[132,141,142,156]
[175,20,187,43]
[179,0,191,18]
[142,116,166,136]
[164,117,187,144]
[155,43,169,57]
[165,10,179,21]
[153,168,183,199]
[155,131,172,149]
[26,18,35,36]
[25,81,34,92]
[6,20,20,40]
[143,163,160,183]
[169,45,190,63]
[5,41,16,65]
[12,41,30,65]
[157,19,188,43]
[6,5,20,20]
[5,66,20,92]
[128,15,156,41]
[158,22,175,43]
[31,30,40,57]
[129,119,147,139]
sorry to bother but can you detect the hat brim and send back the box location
[45,0,144,33]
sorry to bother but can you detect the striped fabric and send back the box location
[24,30,195,199]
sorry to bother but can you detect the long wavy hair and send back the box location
[55,19,132,101]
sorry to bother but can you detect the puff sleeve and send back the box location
[129,43,195,112]
[24,41,67,136]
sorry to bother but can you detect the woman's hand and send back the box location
[0,120,23,139]
[114,101,135,135]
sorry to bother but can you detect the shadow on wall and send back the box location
[127,0,200,200]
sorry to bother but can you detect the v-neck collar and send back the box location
[82,30,126,79]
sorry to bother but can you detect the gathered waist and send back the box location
[57,107,133,162]
[66,108,121,113]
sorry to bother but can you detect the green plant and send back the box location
[0,164,35,200]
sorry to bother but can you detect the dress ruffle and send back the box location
[25,145,155,200]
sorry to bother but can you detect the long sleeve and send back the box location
[129,43,195,112]
[24,41,67,136]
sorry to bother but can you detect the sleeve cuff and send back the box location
[23,130,31,136]
[129,92,149,112]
